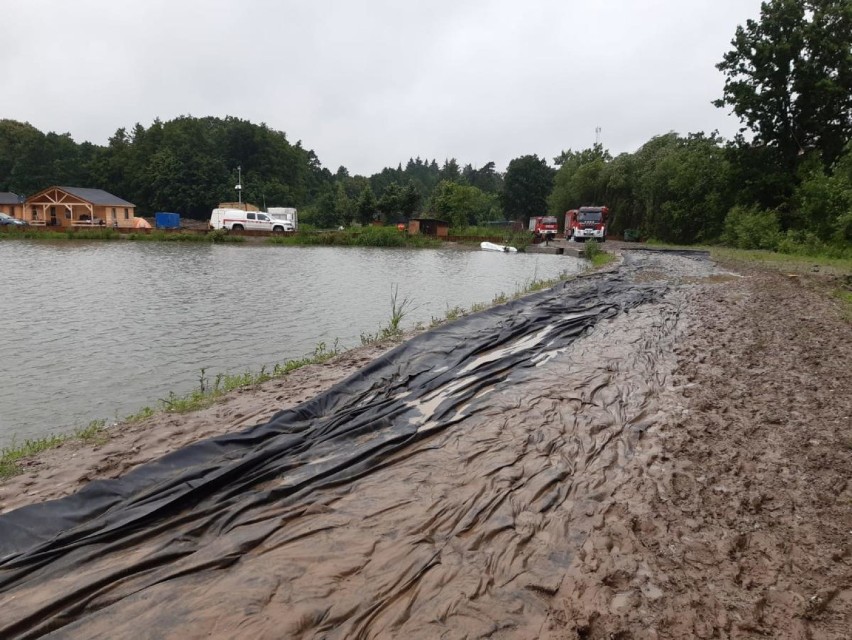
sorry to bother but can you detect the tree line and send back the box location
[0,116,329,218]
[1,0,849,254]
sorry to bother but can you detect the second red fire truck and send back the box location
[565,206,609,242]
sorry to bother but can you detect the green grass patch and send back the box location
[268,227,440,248]
[125,406,156,423]
[643,242,852,321]
[591,252,617,267]
[0,228,122,241]
[0,420,108,479]
[582,240,617,268]
[449,226,535,250]
[361,286,417,344]
[126,230,244,243]
[425,270,575,329]
[74,419,108,444]
[0,228,244,243]
[644,241,852,274]
[0,342,342,478]
[709,247,852,275]
[449,225,511,237]
[0,434,66,478]
[158,341,342,414]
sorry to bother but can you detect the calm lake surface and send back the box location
[0,241,584,446]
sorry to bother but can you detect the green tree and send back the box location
[430,180,500,228]
[722,205,782,249]
[376,183,400,223]
[602,153,640,235]
[501,154,555,225]
[334,182,353,226]
[377,181,421,222]
[439,158,461,183]
[548,144,612,216]
[553,144,612,168]
[0,120,96,195]
[715,0,852,170]
[462,161,502,193]
[636,133,733,243]
[398,181,421,218]
[307,186,338,228]
[795,142,852,242]
[356,185,378,225]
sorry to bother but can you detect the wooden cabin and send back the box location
[0,192,25,219]
[408,218,449,238]
[24,186,137,228]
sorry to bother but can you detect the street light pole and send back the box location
[236,165,242,206]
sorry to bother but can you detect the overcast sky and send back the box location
[3,0,763,176]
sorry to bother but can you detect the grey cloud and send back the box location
[3,0,763,175]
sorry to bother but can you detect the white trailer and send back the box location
[267,207,298,231]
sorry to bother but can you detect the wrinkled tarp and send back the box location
[0,254,697,638]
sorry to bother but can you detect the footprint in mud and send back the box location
[671,471,697,498]
[602,569,634,590]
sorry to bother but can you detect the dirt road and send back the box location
[0,249,849,639]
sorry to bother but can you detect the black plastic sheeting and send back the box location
[0,261,670,637]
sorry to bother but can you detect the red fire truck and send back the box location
[528,216,559,242]
[565,206,609,242]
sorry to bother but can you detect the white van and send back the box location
[209,208,292,232]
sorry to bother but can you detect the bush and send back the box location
[722,205,781,250]
[776,229,852,259]
[266,226,439,248]
[833,211,852,245]
[584,240,601,260]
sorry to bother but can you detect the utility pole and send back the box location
[595,126,602,146]
[236,165,242,206]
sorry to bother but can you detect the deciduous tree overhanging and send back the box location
[0,0,848,256]
[714,0,852,171]
[501,155,556,225]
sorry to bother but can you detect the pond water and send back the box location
[0,241,584,445]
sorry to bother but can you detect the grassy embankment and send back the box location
[0,225,440,248]
[0,421,108,479]
[2,224,575,255]
[267,226,440,248]
[447,226,536,251]
[270,226,538,250]
[0,342,341,478]
[711,247,852,321]
[0,228,245,243]
[647,240,852,320]
[582,240,617,268]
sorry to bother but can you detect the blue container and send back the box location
[154,212,180,229]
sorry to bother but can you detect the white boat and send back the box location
[480,241,518,253]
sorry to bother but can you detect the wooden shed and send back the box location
[24,186,137,228]
[408,218,449,238]
[0,192,25,219]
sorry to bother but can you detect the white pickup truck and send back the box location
[209,208,293,232]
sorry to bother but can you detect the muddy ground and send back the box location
[0,249,850,639]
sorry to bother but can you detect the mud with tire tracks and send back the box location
[0,249,849,639]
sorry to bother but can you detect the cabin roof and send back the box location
[0,192,23,205]
[55,187,135,207]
